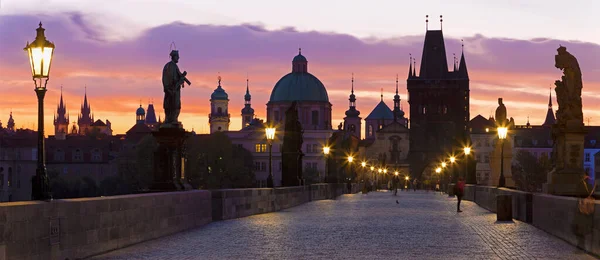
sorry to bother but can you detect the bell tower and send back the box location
[209,75,230,133]
[241,77,255,128]
[343,73,361,138]
[54,86,69,140]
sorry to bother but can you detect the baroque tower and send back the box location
[54,87,69,140]
[343,74,361,138]
[241,77,255,128]
[209,76,230,133]
[78,87,94,135]
[407,17,470,178]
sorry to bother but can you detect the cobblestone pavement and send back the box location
[92,191,597,260]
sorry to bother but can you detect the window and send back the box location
[255,144,267,153]
[73,149,83,161]
[442,105,448,114]
[54,149,64,161]
[422,106,427,114]
[312,162,318,169]
[349,124,356,133]
[217,107,222,114]
[586,153,591,162]
[484,140,490,147]
[261,162,267,171]
[306,144,313,153]
[274,111,280,122]
[484,154,490,163]
[379,124,383,130]
[92,149,101,162]
[368,125,373,137]
[591,140,597,146]
[312,144,319,153]
[254,162,261,171]
[311,111,319,125]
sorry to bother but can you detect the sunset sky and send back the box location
[0,1,599,135]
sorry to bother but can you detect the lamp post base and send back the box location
[267,174,274,188]
[32,167,51,200]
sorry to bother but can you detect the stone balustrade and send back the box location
[0,183,361,259]
[460,184,600,256]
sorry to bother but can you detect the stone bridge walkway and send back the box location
[92,191,596,260]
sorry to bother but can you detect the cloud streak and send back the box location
[0,13,599,134]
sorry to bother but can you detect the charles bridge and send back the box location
[0,183,599,259]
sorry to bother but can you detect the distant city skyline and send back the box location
[0,2,599,135]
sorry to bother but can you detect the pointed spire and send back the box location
[299,47,301,55]
[548,87,553,108]
[453,53,457,71]
[395,74,399,95]
[440,15,443,30]
[458,40,469,78]
[380,88,383,101]
[408,54,413,78]
[351,73,354,94]
[413,60,416,77]
[425,15,429,31]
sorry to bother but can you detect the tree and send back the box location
[186,132,255,189]
[511,150,550,192]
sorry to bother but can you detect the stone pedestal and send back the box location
[543,126,589,196]
[489,136,515,187]
[496,194,513,221]
[151,126,192,191]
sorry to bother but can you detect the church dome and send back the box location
[269,50,328,103]
[136,105,145,116]
[270,73,329,102]
[211,82,228,101]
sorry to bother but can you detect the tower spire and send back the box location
[395,74,399,95]
[413,60,416,77]
[351,72,354,94]
[548,87,553,108]
[440,15,443,30]
[453,53,457,71]
[408,54,413,78]
[381,88,383,101]
[425,15,429,30]
[458,40,469,79]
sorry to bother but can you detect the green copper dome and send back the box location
[269,72,329,102]
[269,50,328,103]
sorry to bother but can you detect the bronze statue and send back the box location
[495,98,507,127]
[281,101,304,186]
[162,50,191,127]
[554,46,583,127]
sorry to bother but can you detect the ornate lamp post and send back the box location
[449,156,457,182]
[361,161,366,182]
[497,127,508,187]
[25,22,55,200]
[347,156,354,182]
[463,147,471,183]
[322,146,331,183]
[265,127,276,188]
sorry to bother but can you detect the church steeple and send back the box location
[542,88,556,127]
[241,76,255,128]
[7,111,15,131]
[54,86,69,139]
[344,73,361,137]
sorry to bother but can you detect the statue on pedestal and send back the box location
[152,49,192,191]
[162,50,191,127]
[544,46,588,196]
[495,98,507,127]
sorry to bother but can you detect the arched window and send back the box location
[349,124,356,133]
[217,107,222,114]
[422,106,427,115]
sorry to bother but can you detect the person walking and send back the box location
[393,175,399,196]
[455,177,465,212]
[435,180,441,194]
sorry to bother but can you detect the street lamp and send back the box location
[450,156,456,163]
[449,156,457,183]
[441,162,447,168]
[463,147,471,183]
[265,127,276,188]
[497,127,508,187]
[394,171,399,176]
[435,167,442,174]
[323,146,330,183]
[25,22,55,200]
